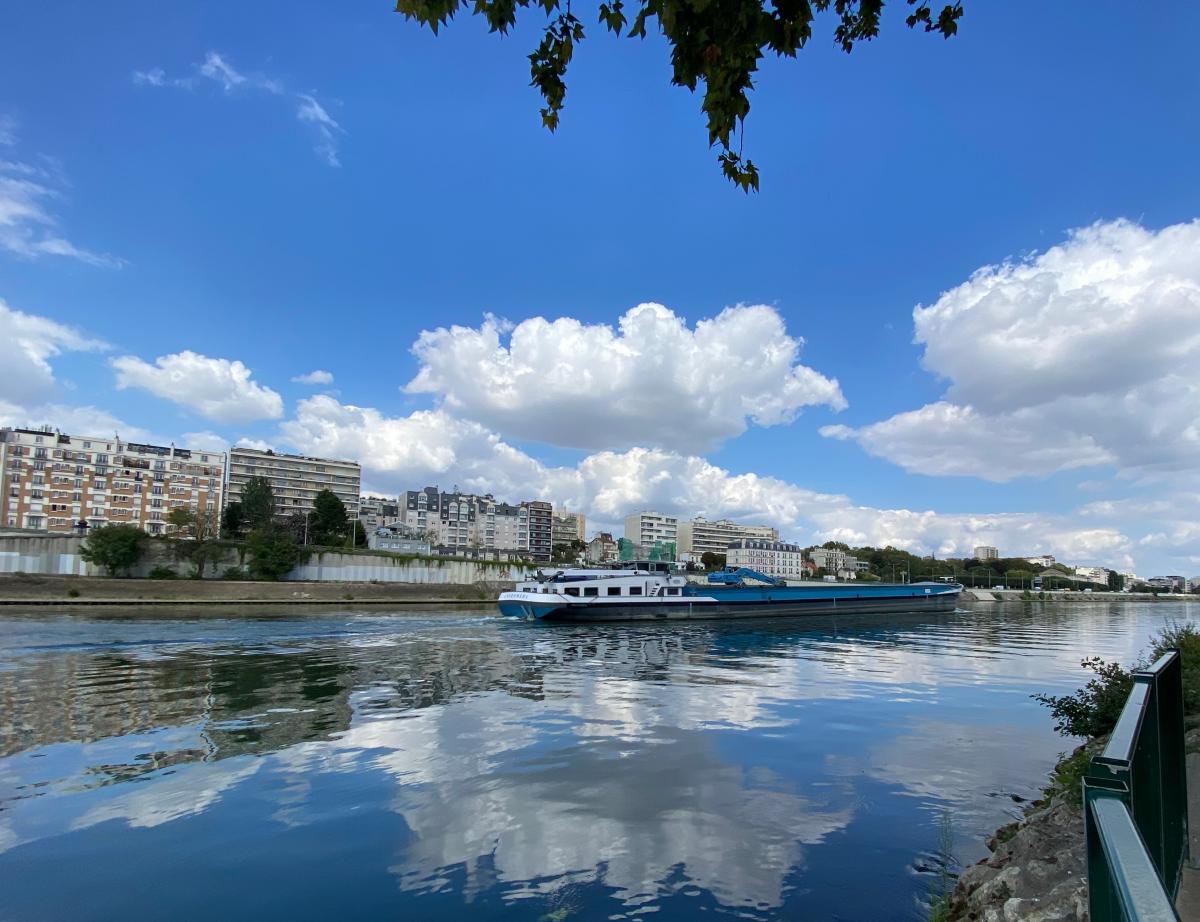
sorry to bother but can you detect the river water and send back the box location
[0,600,1196,921]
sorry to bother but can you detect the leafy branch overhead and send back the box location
[394,0,963,191]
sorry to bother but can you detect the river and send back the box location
[0,600,1196,920]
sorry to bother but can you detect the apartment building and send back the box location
[358,496,400,532]
[727,539,808,581]
[1074,566,1111,583]
[623,511,678,548]
[973,545,1000,560]
[0,427,224,536]
[586,532,618,563]
[676,517,779,557]
[808,546,861,579]
[551,510,586,546]
[400,486,552,561]
[521,501,553,562]
[1023,555,1056,568]
[225,447,360,520]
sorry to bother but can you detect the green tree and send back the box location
[167,505,197,536]
[246,527,302,581]
[173,507,222,578]
[221,501,245,537]
[700,551,726,571]
[80,524,148,577]
[310,489,349,546]
[394,0,964,190]
[240,477,276,530]
[352,519,368,548]
[1107,570,1125,592]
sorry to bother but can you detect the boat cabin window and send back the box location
[665,587,680,596]
[606,587,621,596]
[583,587,598,597]
[629,586,642,596]
[564,587,580,596]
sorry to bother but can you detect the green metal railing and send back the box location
[1084,650,1189,921]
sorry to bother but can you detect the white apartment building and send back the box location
[808,546,861,579]
[1023,555,1056,568]
[1074,566,1111,583]
[624,511,678,548]
[225,447,360,520]
[1,427,224,536]
[676,517,779,556]
[400,486,551,560]
[728,539,807,581]
[974,546,1000,560]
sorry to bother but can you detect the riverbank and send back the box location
[945,723,1200,920]
[0,573,512,606]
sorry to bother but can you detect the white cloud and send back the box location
[295,95,343,167]
[0,401,161,444]
[0,298,107,406]
[406,304,846,452]
[112,350,284,424]
[180,430,228,452]
[279,395,1137,569]
[0,115,15,147]
[291,369,334,385]
[0,133,120,266]
[824,219,1200,482]
[135,52,341,166]
[236,437,275,452]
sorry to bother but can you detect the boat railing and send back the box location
[1083,649,1188,921]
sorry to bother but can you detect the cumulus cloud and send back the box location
[235,437,275,452]
[180,431,228,452]
[406,304,846,453]
[291,369,334,386]
[134,52,342,166]
[825,219,1200,481]
[0,401,161,444]
[0,129,120,266]
[0,298,107,406]
[279,395,1136,568]
[112,350,284,424]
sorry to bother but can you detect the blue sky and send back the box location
[2,1,1199,575]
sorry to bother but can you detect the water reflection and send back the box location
[0,602,1194,920]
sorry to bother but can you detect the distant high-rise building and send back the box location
[552,510,586,545]
[973,546,999,561]
[0,426,225,536]
[225,447,360,520]
[623,511,678,547]
[676,517,778,557]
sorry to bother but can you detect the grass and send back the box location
[926,809,958,921]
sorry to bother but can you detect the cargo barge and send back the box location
[498,562,963,622]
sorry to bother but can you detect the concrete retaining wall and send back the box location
[288,551,531,584]
[0,533,533,585]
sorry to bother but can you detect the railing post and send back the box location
[1086,779,1132,922]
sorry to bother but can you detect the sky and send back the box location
[1,1,1198,577]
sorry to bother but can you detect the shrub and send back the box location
[66,588,80,598]
[1033,658,1134,738]
[245,527,301,581]
[222,566,248,581]
[1034,621,1200,739]
[147,565,177,580]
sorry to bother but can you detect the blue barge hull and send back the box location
[499,581,962,621]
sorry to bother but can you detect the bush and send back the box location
[222,567,248,581]
[66,588,80,599]
[1035,621,1200,738]
[246,527,301,581]
[147,565,177,580]
[80,524,148,577]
